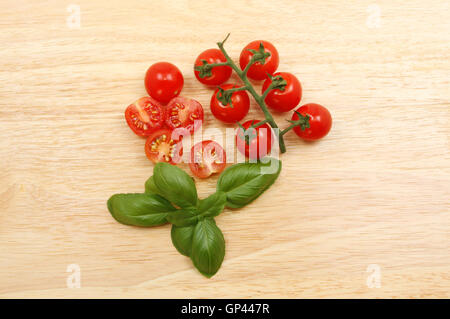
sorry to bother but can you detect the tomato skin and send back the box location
[235,120,273,160]
[239,40,279,81]
[124,97,165,137]
[145,129,183,165]
[145,62,184,104]
[262,72,302,112]
[194,49,232,86]
[189,140,226,179]
[165,96,204,134]
[292,103,332,141]
[210,84,250,124]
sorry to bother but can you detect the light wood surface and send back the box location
[0,0,449,298]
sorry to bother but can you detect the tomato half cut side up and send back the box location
[145,129,183,165]
[125,97,165,137]
[189,140,226,179]
[166,96,204,134]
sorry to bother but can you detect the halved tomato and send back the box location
[145,129,183,165]
[189,140,226,179]
[125,97,165,137]
[166,97,204,134]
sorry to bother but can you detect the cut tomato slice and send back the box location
[189,140,226,179]
[145,129,183,165]
[125,97,165,137]
[166,97,204,134]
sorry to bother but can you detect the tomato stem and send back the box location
[280,123,297,136]
[216,37,287,153]
[280,112,310,136]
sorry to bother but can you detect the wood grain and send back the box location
[0,0,449,298]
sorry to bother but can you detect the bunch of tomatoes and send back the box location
[124,40,332,179]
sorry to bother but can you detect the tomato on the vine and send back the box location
[292,103,332,141]
[166,96,204,134]
[194,49,232,86]
[145,129,183,164]
[189,140,226,179]
[124,97,165,137]
[239,40,279,81]
[145,62,184,104]
[210,84,250,124]
[262,72,302,112]
[236,120,273,160]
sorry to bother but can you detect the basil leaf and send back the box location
[217,158,282,208]
[153,163,198,208]
[171,224,195,256]
[191,218,225,278]
[107,193,175,226]
[166,207,199,227]
[144,176,161,195]
[197,191,227,218]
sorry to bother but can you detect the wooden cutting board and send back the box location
[0,0,449,298]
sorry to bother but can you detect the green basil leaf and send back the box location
[197,191,227,218]
[191,218,225,278]
[217,158,282,208]
[171,224,195,257]
[144,176,161,195]
[107,193,175,226]
[166,207,199,227]
[153,162,198,208]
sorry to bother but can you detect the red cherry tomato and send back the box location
[145,62,184,104]
[165,96,204,134]
[145,129,183,164]
[292,103,332,141]
[239,40,279,81]
[210,84,250,124]
[236,120,273,160]
[189,140,226,179]
[124,97,165,137]
[262,72,302,112]
[194,49,232,86]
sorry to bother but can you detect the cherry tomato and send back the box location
[145,62,184,104]
[189,140,226,179]
[236,120,273,160]
[239,40,279,81]
[210,84,250,124]
[194,49,232,86]
[145,129,183,164]
[262,72,302,112]
[292,103,332,141]
[166,96,204,134]
[124,97,165,137]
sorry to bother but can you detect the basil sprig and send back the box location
[107,159,281,277]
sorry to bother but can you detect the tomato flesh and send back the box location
[239,40,279,81]
[292,103,332,141]
[145,62,184,104]
[145,129,183,164]
[189,140,226,179]
[262,72,302,112]
[236,120,273,160]
[194,49,232,86]
[125,97,165,137]
[210,84,250,124]
[166,96,204,134]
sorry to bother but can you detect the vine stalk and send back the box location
[216,37,287,153]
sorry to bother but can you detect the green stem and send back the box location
[222,86,248,94]
[203,62,229,68]
[251,119,269,128]
[280,123,297,136]
[217,41,286,153]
